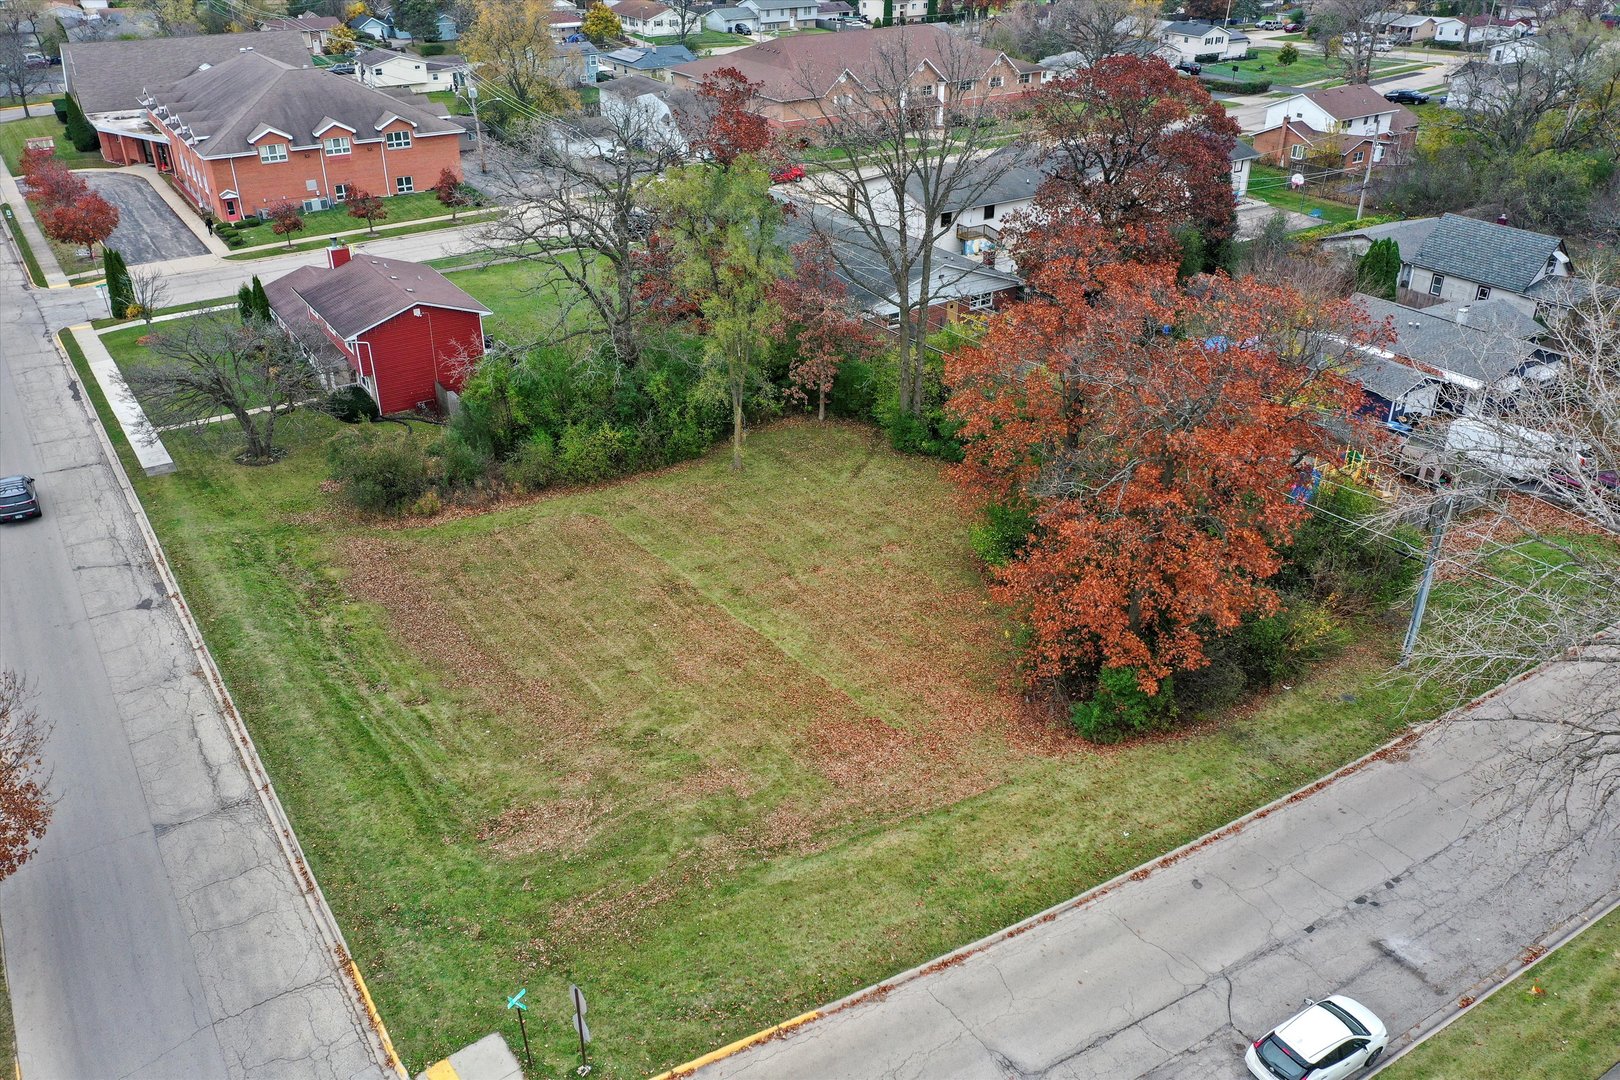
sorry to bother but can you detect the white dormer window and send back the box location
[324,136,351,156]
[385,129,413,149]
[259,142,289,163]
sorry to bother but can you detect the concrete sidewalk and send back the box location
[69,322,176,475]
[684,655,1620,1080]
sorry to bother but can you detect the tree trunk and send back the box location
[731,382,743,470]
[818,385,826,422]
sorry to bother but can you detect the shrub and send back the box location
[409,490,442,516]
[326,385,381,423]
[1070,667,1178,744]
[969,501,1035,566]
[432,430,489,490]
[1173,659,1248,716]
[1219,601,1350,689]
[557,422,631,484]
[326,430,431,514]
[1279,479,1422,606]
[419,42,447,55]
[505,430,557,492]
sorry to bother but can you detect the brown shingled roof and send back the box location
[1303,83,1419,129]
[672,24,1023,102]
[612,0,673,19]
[272,254,492,340]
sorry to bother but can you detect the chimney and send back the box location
[327,240,352,269]
[1455,305,1470,325]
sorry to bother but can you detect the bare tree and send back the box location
[126,312,320,464]
[1309,0,1386,84]
[477,102,688,366]
[0,0,52,117]
[1377,270,1620,796]
[1,671,53,883]
[793,25,1025,417]
[128,264,171,327]
[1046,0,1162,68]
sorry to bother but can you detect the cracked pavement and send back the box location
[0,240,387,1076]
[694,663,1620,1080]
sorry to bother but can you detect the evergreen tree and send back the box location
[103,249,133,318]
[1356,237,1401,299]
[63,95,99,153]
[251,276,272,321]
[238,282,257,323]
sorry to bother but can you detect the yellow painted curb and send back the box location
[349,961,409,1078]
[422,1059,460,1080]
[647,1010,822,1080]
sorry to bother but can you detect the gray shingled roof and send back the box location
[1408,213,1564,294]
[150,51,462,159]
[63,32,311,116]
[777,200,1022,316]
[354,47,470,71]
[604,44,698,69]
[1229,139,1260,162]
[1348,353,1430,404]
[1353,292,1547,388]
[1162,20,1220,35]
[1320,216,1440,258]
[267,253,490,340]
[901,145,1051,214]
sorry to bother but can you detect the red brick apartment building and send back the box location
[62,35,463,224]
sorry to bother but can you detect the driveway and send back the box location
[81,171,208,265]
[1237,200,1317,238]
[689,657,1620,1079]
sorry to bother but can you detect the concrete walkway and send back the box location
[69,322,176,475]
[683,653,1620,1080]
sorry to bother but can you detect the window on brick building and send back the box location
[334,183,349,202]
[258,142,289,163]
[395,175,414,194]
[324,136,351,156]
[385,130,413,149]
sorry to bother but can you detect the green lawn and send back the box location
[0,115,116,173]
[1202,47,1423,87]
[0,931,13,1076]
[76,306,1473,1079]
[1,202,49,286]
[227,192,456,247]
[1384,905,1620,1079]
[644,29,751,47]
[1247,163,1361,225]
[445,257,598,344]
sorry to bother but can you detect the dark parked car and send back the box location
[0,475,41,522]
[1176,60,1202,75]
[1384,89,1429,104]
[1284,21,1304,31]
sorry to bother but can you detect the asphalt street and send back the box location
[0,237,387,1075]
[693,658,1620,1080]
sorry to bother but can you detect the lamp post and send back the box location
[467,82,487,174]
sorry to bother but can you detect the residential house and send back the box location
[1251,83,1419,169]
[1480,36,1538,65]
[1038,38,1176,75]
[1428,16,1467,42]
[1369,12,1447,43]
[1445,59,1525,111]
[258,14,344,54]
[355,47,469,93]
[61,32,312,168]
[136,50,463,222]
[597,73,695,152]
[1157,21,1246,63]
[601,43,698,80]
[778,201,1025,330]
[818,1,854,18]
[265,245,491,415]
[554,40,601,85]
[704,6,755,33]
[611,0,699,37]
[349,8,459,42]
[670,25,1043,128]
[855,0,926,21]
[1457,14,1530,44]
[1229,139,1260,198]
[1319,213,1574,317]
[742,0,821,31]
[548,8,585,37]
[1343,292,1561,427]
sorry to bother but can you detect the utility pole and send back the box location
[1354,134,1377,220]
[1401,494,1454,664]
[468,82,488,174]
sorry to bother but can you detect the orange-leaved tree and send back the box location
[946,238,1370,692]
[1014,55,1241,269]
[768,236,883,422]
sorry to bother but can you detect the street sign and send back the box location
[506,988,527,1012]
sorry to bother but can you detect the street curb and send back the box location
[647,647,1598,1078]
[47,330,408,1079]
[1368,890,1620,1074]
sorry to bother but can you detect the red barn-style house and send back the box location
[266,246,491,415]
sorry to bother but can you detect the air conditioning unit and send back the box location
[302,197,328,213]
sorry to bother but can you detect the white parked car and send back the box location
[1373,40,1395,51]
[1245,996,1388,1080]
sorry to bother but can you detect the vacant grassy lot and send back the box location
[76,345,1471,1079]
[1384,905,1620,1079]
[1203,47,1416,87]
[1247,163,1361,224]
[0,115,115,173]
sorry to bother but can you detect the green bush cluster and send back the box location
[325,428,433,514]
[1070,667,1178,744]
